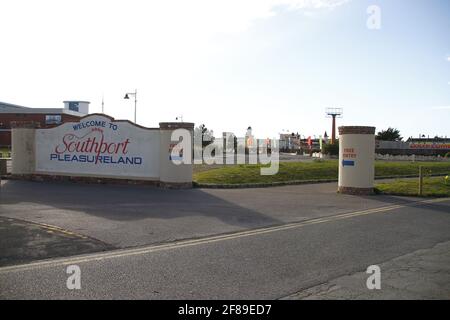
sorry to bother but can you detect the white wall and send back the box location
[339,134,375,189]
[35,115,160,179]
[12,128,36,174]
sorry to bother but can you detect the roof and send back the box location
[0,101,85,117]
[0,101,29,111]
[407,137,450,143]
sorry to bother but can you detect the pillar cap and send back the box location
[159,122,194,130]
[338,126,375,135]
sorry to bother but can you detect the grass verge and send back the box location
[193,160,450,185]
[0,147,11,158]
[375,176,450,197]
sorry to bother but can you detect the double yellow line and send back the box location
[0,197,448,274]
[36,222,88,239]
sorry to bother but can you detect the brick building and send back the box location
[0,101,89,148]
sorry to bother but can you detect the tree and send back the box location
[194,124,214,147]
[376,127,403,141]
[322,142,339,156]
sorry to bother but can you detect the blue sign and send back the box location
[342,160,355,167]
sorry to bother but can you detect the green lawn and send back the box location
[375,176,450,197]
[0,147,11,158]
[193,160,450,185]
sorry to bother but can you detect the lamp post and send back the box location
[124,89,137,123]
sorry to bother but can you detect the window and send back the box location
[45,115,62,125]
[68,102,79,112]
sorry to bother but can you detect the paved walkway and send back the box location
[283,241,450,299]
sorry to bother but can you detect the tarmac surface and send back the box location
[0,179,429,248]
[0,179,449,299]
[0,216,113,267]
[284,241,450,299]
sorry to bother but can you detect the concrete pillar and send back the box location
[11,123,38,176]
[159,122,195,188]
[338,126,376,195]
[0,159,7,178]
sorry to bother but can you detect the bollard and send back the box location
[0,158,8,176]
[0,158,8,185]
[418,166,423,196]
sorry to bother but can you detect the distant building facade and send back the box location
[376,137,450,156]
[0,101,89,148]
[279,133,324,152]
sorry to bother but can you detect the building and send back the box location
[0,101,89,148]
[375,137,450,156]
[279,133,326,152]
[279,133,302,150]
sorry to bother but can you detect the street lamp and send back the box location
[124,89,137,123]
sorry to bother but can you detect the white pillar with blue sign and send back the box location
[338,126,376,195]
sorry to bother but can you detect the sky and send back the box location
[0,0,449,139]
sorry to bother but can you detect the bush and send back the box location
[445,152,450,158]
[322,142,339,156]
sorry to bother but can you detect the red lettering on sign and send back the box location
[54,130,131,164]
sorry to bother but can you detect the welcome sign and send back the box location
[35,115,160,179]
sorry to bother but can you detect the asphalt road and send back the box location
[0,179,449,299]
[0,216,113,267]
[0,180,433,247]
[1,199,449,299]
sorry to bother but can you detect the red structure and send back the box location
[326,108,343,144]
[0,101,87,148]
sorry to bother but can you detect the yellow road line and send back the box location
[37,222,88,239]
[0,197,448,274]
[4,217,89,239]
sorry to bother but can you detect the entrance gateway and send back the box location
[10,114,194,188]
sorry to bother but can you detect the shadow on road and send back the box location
[359,194,450,215]
[0,180,281,227]
[0,216,114,267]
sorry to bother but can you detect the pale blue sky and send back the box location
[0,0,449,139]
